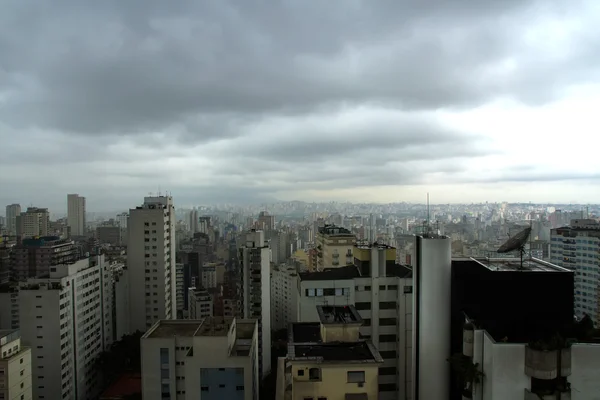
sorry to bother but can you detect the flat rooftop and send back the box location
[292,323,321,343]
[468,257,572,273]
[144,320,203,339]
[0,329,19,344]
[355,242,395,250]
[195,317,233,337]
[290,342,382,363]
[317,305,362,325]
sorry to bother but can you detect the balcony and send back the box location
[524,346,571,379]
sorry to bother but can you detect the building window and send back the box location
[379,301,396,310]
[306,289,316,297]
[309,368,321,381]
[236,385,244,390]
[201,386,209,391]
[403,285,413,294]
[388,285,398,290]
[379,366,397,375]
[380,318,397,326]
[379,383,398,391]
[364,286,371,291]
[379,285,386,290]
[347,371,365,383]
[379,334,397,342]
[355,302,370,310]
[297,369,304,376]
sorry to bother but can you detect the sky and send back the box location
[1,0,600,212]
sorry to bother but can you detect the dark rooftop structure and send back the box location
[451,257,574,346]
[386,263,412,278]
[316,305,362,325]
[299,265,361,281]
[317,224,354,236]
[287,322,382,364]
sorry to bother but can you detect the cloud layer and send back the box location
[1,0,600,211]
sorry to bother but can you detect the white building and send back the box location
[5,204,21,236]
[127,196,176,332]
[0,329,32,400]
[111,262,130,341]
[239,230,271,379]
[116,212,128,245]
[189,209,198,233]
[550,219,600,326]
[0,285,19,330]
[141,318,259,400]
[16,208,49,239]
[18,255,113,400]
[460,318,600,399]
[270,265,298,331]
[67,194,86,237]
[188,287,213,319]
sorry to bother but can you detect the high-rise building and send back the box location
[278,305,383,400]
[10,236,78,280]
[189,209,198,233]
[257,211,274,231]
[550,218,600,326]
[239,230,271,379]
[5,204,21,236]
[412,234,451,400]
[18,255,114,400]
[127,196,176,332]
[450,256,585,399]
[271,265,298,331]
[295,243,413,400]
[188,287,213,319]
[141,318,260,400]
[96,226,121,246]
[67,194,86,237]
[0,329,33,400]
[15,207,49,239]
[315,224,356,269]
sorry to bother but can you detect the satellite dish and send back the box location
[496,226,532,269]
[497,227,532,253]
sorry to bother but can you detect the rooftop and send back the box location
[99,373,142,400]
[299,265,361,281]
[355,241,396,250]
[386,264,413,278]
[290,342,383,363]
[317,305,362,325]
[143,320,203,339]
[467,257,572,273]
[0,329,19,345]
[318,224,354,236]
[195,317,233,337]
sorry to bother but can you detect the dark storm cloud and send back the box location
[0,0,594,136]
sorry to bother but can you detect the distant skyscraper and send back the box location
[127,196,176,332]
[67,194,86,236]
[16,207,50,238]
[189,209,198,233]
[257,211,274,231]
[5,203,21,235]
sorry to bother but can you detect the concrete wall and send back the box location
[291,363,379,400]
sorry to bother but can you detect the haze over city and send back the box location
[2,0,600,210]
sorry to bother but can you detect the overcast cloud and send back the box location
[1,0,600,212]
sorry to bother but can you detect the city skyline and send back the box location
[1,1,600,208]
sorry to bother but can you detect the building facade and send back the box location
[271,265,298,331]
[550,219,600,326]
[141,318,259,400]
[127,196,177,332]
[315,225,356,269]
[67,194,86,237]
[5,204,21,236]
[188,287,214,320]
[16,208,49,239]
[0,329,32,400]
[239,230,271,379]
[18,255,114,400]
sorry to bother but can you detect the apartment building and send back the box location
[141,318,259,400]
[239,230,271,378]
[0,329,32,400]
[550,218,600,326]
[15,208,49,239]
[67,194,86,237]
[96,226,121,246]
[5,204,21,236]
[295,243,413,400]
[277,305,383,400]
[271,265,298,331]
[315,225,356,269]
[18,255,113,400]
[10,236,78,281]
[128,196,176,332]
[188,287,213,319]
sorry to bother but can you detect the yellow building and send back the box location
[316,225,357,269]
[277,305,383,400]
[353,242,397,276]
